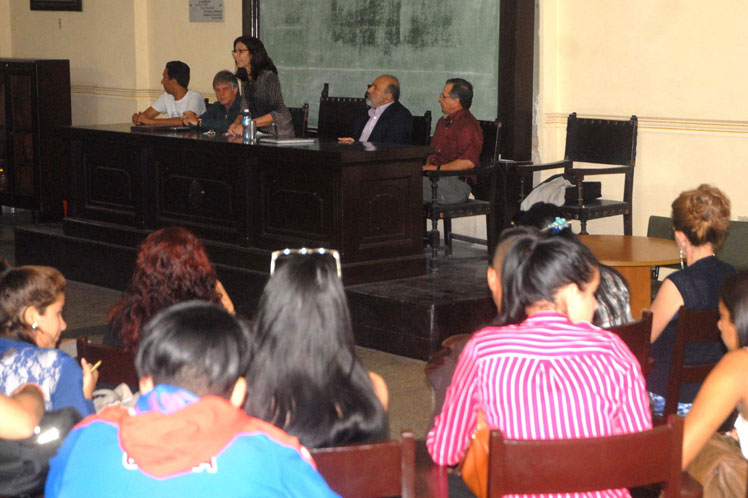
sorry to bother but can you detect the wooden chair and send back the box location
[511,113,638,235]
[287,103,309,138]
[310,431,416,498]
[410,110,432,146]
[317,83,366,141]
[76,336,138,389]
[662,307,722,420]
[487,416,684,497]
[425,120,521,261]
[608,310,654,378]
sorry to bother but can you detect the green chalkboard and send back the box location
[260,0,500,127]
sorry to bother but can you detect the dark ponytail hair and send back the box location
[720,271,748,348]
[498,233,599,326]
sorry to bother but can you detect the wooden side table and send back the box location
[579,235,680,318]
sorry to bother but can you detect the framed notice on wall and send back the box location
[30,0,82,11]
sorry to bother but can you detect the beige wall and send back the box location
[0,2,11,56]
[538,1,748,235]
[6,0,241,125]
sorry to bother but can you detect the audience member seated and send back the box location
[426,227,533,427]
[131,60,205,127]
[337,74,413,144]
[45,301,338,497]
[227,36,294,138]
[422,77,483,204]
[244,251,388,449]
[0,263,98,416]
[104,227,234,351]
[648,184,734,418]
[427,231,652,497]
[683,270,748,467]
[514,202,633,328]
[0,384,44,439]
[182,70,241,133]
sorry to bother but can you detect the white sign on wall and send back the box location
[189,0,224,22]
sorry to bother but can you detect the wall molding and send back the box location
[71,85,162,100]
[545,112,748,135]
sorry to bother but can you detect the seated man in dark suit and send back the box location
[183,70,241,134]
[338,74,413,144]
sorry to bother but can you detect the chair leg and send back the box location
[429,176,441,271]
[485,213,495,256]
[444,217,452,257]
[579,218,589,235]
[624,212,633,236]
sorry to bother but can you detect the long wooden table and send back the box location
[579,235,680,318]
[53,124,430,286]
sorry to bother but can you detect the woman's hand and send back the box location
[81,357,100,400]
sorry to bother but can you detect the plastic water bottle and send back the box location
[241,109,255,144]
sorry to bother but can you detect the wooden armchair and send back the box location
[608,310,654,378]
[76,336,138,390]
[310,431,416,498]
[510,113,638,235]
[316,83,366,141]
[287,103,309,138]
[488,416,684,497]
[662,307,723,420]
[410,110,432,146]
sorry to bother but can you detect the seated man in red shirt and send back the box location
[422,78,484,204]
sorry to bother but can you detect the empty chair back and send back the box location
[478,120,501,168]
[288,103,309,138]
[488,416,683,497]
[410,110,432,146]
[564,113,637,166]
[310,431,416,498]
[317,83,367,141]
[76,336,138,389]
[663,306,722,418]
[608,310,653,377]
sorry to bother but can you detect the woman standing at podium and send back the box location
[228,36,294,138]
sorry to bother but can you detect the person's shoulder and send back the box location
[391,100,413,118]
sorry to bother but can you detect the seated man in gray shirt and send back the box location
[183,71,241,134]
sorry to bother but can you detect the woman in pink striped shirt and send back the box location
[427,232,652,497]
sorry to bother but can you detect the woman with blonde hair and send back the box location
[648,184,735,417]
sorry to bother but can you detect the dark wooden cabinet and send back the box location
[0,59,71,220]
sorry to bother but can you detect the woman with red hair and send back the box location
[104,227,233,351]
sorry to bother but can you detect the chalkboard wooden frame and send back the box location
[30,0,82,11]
[241,0,534,160]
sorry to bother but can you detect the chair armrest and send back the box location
[424,168,480,181]
[567,166,631,177]
[512,159,571,173]
[497,159,534,167]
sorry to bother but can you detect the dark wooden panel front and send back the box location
[258,162,339,248]
[61,124,429,284]
[153,145,251,245]
[77,138,144,227]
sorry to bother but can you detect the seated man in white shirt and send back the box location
[132,61,206,126]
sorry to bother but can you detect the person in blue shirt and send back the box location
[46,300,339,497]
[0,262,97,416]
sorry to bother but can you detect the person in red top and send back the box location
[422,78,484,203]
